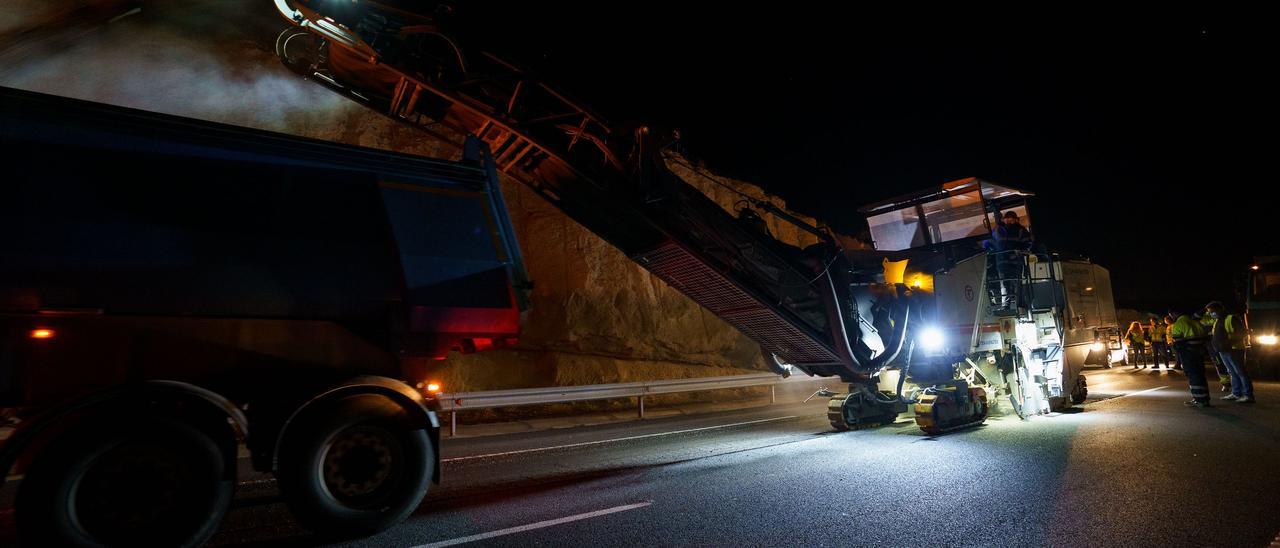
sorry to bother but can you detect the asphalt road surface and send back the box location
[7,368,1280,547]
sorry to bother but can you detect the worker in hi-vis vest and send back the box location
[1168,310,1212,407]
[1148,317,1171,370]
[1125,321,1148,368]
[1205,301,1254,403]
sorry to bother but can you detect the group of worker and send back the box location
[1124,318,1179,370]
[1124,302,1255,406]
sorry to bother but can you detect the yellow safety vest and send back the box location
[1170,314,1207,342]
[1150,323,1166,343]
[1212,314,1249,350]
[1126,328,1146,346]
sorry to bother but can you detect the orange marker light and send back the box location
[30,329,55,339]
[426,382,442,393]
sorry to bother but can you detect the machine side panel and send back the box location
[932,255,988,355]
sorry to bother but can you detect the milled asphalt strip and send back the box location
[1085,385,1166,405]
[409,501,653,548]
[441,415,801,463]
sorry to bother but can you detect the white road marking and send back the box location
[442,415,799,463]
[410,501,652,548]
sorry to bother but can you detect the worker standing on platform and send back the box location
[991,211,1033,308]
[1205,301,1254,403]
[1169,310,1212,407]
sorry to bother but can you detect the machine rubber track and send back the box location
[826,390,902,432]
[913,386,988,435]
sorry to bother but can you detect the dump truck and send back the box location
[0,86,530,546]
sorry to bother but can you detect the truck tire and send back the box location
[276,394,433,538]
[16,418,233,548]
[1070,376,1088,404]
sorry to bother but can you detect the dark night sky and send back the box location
[463,5,1275,313]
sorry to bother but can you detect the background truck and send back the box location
[0,86,530,546]
[1246,256,1280,376]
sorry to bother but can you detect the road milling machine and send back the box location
[0,3,1123,544]
[840,181,1119,432]
[271,0,1119,434]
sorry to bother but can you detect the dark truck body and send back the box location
[0,87,530,543]
[1,86,528,406]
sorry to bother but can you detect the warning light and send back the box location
[426,382,442,394]
[30,329,55,339]
[1252,265,1260,271]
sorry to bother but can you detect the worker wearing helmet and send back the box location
[1125,321,1148,368]
[1148,317,1170,370]
[990,211,1033,308]
[1168,310,1212,407]
[993,211,1033,251]
[1205,301,1254,403]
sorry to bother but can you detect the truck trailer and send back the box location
[0,86,530,546]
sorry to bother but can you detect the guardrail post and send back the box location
[450,411,457,437]
[638,395,645,419]
[771,385,776,404]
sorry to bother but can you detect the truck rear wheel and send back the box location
[1070,376,1088,404]
[276,394,433,538]
[16,418,233,548]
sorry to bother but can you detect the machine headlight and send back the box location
[1090,342,1105,351]
[1257,334,1278,346]
[919,327,946,351]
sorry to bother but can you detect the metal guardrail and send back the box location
[436,372,826,436]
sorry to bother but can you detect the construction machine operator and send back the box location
[988,211,1034,308]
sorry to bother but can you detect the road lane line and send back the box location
[411,501,652,548]
[442,415,799,463]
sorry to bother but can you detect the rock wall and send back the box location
[429,156,827,392]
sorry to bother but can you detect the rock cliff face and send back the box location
[1,1,833,393]
[431,157,827,392]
